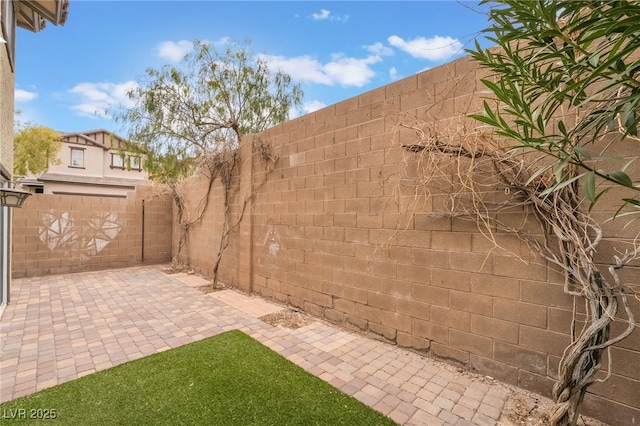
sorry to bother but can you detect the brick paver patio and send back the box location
[0,265,516,425]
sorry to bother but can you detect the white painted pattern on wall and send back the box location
[38,210,122,261]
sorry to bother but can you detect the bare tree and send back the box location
[115,39,302,276]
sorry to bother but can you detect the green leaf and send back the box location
[480,79,501,97]
[469,113,498,127]
[583,171,596,203]
[540,173,584,198]
[588,187,610,212]
[557,120,567,136]
[553,155,571,183]
[614,197,640,219]
[573,146,591,160]
[469,0,640,217]
[622,107,638,136]
[622,198,640,207]
[610,170,634,188]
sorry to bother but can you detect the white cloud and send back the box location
[311,9,349,22]
[15,89,38,102]
[69,81,138,118]
[289,100,326,120]
[263,55,333,85]
[156,40,194,62]
[388,35,463,61]
[312,9,330,20]
[262,53,381,88]
[389,67,399,81]
[302,100,327,114]
[367,42,394,57]
[324,54,380,86]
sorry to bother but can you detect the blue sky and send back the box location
[14,1,493,135]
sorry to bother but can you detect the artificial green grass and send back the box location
[0,330,398,425]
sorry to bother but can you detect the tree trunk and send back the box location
[550,273,614,425]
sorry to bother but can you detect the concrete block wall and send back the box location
[141,192,174,264]
[175,55,639,425]
[171,162,248,285]
[13,188,173,277]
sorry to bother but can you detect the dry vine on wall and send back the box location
[393,115,638,425]
[209,137,279,289]
[171,163,218,271]
[169,134,279,288]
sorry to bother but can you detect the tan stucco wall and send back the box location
[48,144,106,177]
[42,137,148,195]
[42,142,147,196]
[102,150,147,180]
[0,3,14,180]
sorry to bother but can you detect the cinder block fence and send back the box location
[173,55,640,425]
[12,188,172,277]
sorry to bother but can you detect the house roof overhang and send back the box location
[17,0,69,33]
[38,173,148,189]
[60,130,133,151]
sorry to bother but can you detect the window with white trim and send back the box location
[70,148,84,168]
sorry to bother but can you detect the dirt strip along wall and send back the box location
[174,55,639,425]
[13,187,173,277]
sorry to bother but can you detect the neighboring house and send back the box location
[20,129,149,197]
[1,0,69,317]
